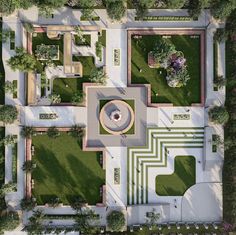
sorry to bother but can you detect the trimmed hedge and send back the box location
[135,16,197,21]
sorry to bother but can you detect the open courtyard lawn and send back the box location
[156,155,196,196]
[32,32,64,69]
[131,35,201,105]
[32,133,105,205]
[53,56,96,102]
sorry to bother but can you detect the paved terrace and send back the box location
[86,86,147,147]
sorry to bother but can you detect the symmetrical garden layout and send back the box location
[1,8,225,234]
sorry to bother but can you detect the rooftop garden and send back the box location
[32,132,105,205]
[32,32,64,70]
[53,56,96,103]
[131,34,201,106]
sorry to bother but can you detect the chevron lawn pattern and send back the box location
[127,127,204,205]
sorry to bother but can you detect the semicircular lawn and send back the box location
[156,155,196,196]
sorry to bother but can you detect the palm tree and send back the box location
[214,75,226,89]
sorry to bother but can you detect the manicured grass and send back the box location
[98,30,106,47]
[32,133,105,205]
[131,35,201,105]
[99,99,135,135]
[74,34,91,46]
[32,32,64,70]
[0,19,5,104]
[156,155,196,196]
[53,56,96,102]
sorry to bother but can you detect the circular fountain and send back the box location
[99,100,134,135]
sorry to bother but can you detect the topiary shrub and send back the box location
[0,105,18,124]
[209,106,229,125]
[107,210,125,232]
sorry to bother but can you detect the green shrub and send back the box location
[0,212,19,234]
[107,210,125,232]
[209,106,229,125]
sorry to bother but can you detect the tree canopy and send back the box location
[7,47,37,72]
[107,210,125,232]
[0,105,18,124]
[105,0,126,21]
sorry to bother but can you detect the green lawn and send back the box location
[32,32,64,70]
[131,35,201,105]
[0,18,5,104]
[98,30,106,47]
[53,56,96,102]
[32,133,105,205]
[156,155,196,196]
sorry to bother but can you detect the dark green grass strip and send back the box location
[12,143,17,183]
[32,133,105,205]
[155,155,196,196]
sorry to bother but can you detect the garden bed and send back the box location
[74,34,91,46]
[32,32,64,68]
[53,56,95,102]
[32,133,105,205]
[129,31,203,106]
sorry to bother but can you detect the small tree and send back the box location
[49,93,61,104]
[7,47,37,72]
[74,26,86,43]
[89,68,107,85]
[71,91,85,105]
[2,135,17,146]
[145,208,160,228]
[48,197,60,208]
[106,0,126,21]
[38,4,54,18]
[26,210,44,234]
[163,0,187,9]
[75,208,99,234]
[0,212,19,234]
[0,29,11,43]
[70,196,86,212]
[214,75,226,89]
[0,105,18,124]
[21,197,37,211]
[22,160,36,173]
[23,22,34,33]
[47,126,60,138]
[0,182,17,197]
[214,28,228,43]
[69,125,85,139]
[21,126,36,139]
[134,0,155,19]
[209,106,229,125]
[4,81,17,95]
[107,210,125,232]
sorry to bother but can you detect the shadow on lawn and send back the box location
[32,146,104,205]
[66,154,104,205]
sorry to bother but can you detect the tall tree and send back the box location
[7,47,37,72]
[134,0,155,19]
[163,0,187,9]
[210,0,236,20]
[105,0,126,21]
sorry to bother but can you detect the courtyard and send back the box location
[129,30,203,106]
[31,132,105,205]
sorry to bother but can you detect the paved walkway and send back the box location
[23,106,87,127]
[182,182,222,222]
